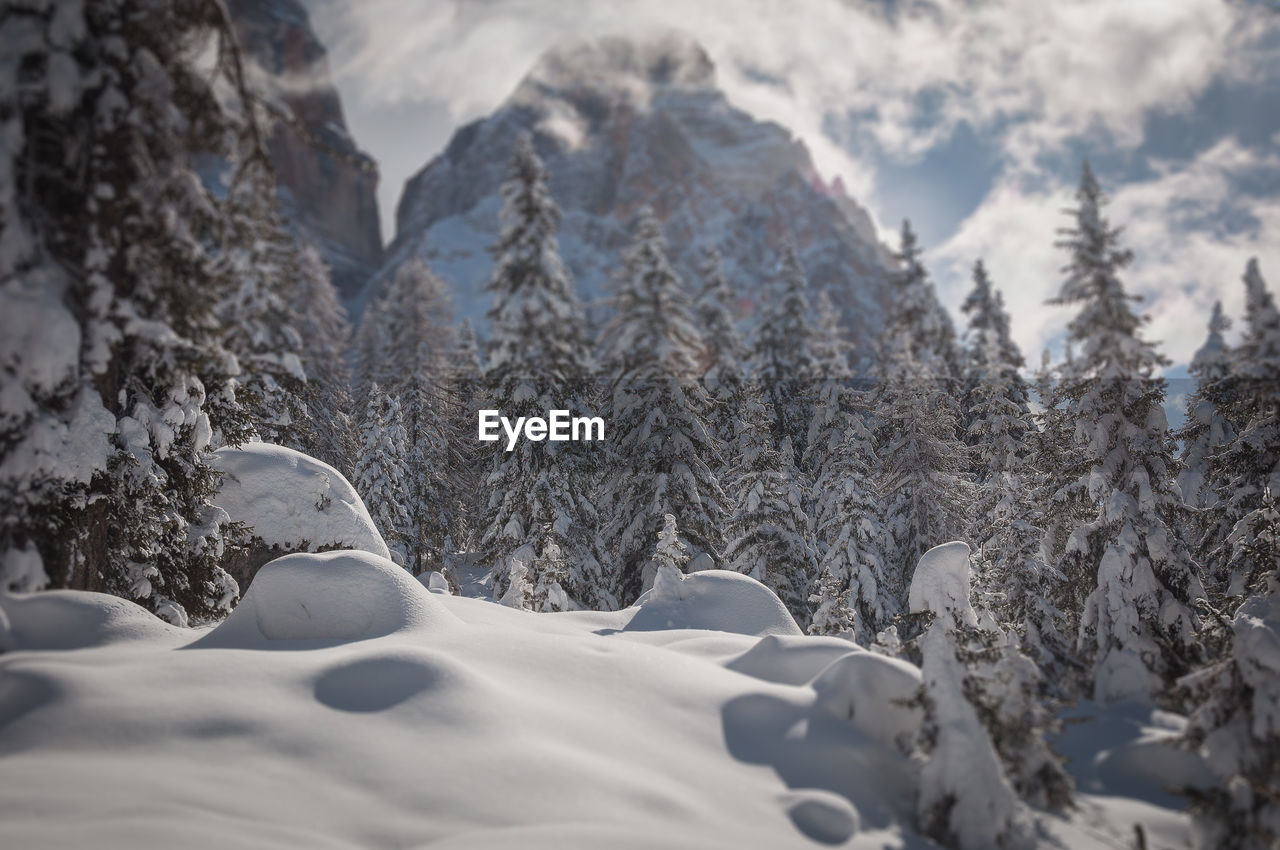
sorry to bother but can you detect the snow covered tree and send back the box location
[1051,161,1203,703]
[358,257,457,573]
[217,154,309,448]
[874,358,971,610]
[642,513,690,594]
[600,206,727,603]
[1180,564,1280,850]
[752,241,815,452]
[498,553,535,610]
[1179,301,1234,511]
[695,246,748,478]
[352,384,412,566]
[291,243,357,476]
[910,543,1071,840]
[1201,260,1280,601]
[961,263,1055,640]
[723,385,815,624]
[0,0,269,622]
[889,221,964,388]
[447,318,486,552]
[808,405,889,642]
[917,622,1034,850]
[960,261,1027,461]
[873,221,972,609]
[478,132,606,609]
[803,289,853,485]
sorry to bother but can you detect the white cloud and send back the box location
[304,0,1280,364]
[933,139,1280,365]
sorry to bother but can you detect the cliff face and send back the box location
[228,0,382,299]
[373,33,895,353]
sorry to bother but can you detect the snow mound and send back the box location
[0,589,181,651]
[624,569,802,637]
[908,541,978,627]
[211,442,390,559]
[418,571,452,594]
[197,551,451,646]
[811,651,924,751]
[726,633,863,686]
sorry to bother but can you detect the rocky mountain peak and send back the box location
[372,33,894,354]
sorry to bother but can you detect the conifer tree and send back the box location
[353,384,412,566]
[803,289,853,487]
[1201,261,1280,600]
[752,242,815,452]
[696,246,748,482]
[478,132,606,609]
[723,385,815,624]
[917,622,1033,850]
[530,540,572,612]
[890,221,964,388]
[643,513,690,594]
[1,0,262,622]
[600,207,727,603]
[448,318,486,552]
[291,243,357,476]
[1051,161,1202,703]
[358,257,457,573]
[875,234,972,609]
[1179,301,1234,511]
[911,546,1071,846]
[1023,352,1083,680]
[962,263,1054,638]
[808,406,889,642]
[1180,562,1280,850]
[218,154,309,448]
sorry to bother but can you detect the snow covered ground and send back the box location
[0,548,1200,849]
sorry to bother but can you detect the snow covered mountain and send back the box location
[370,32,895,353]
[228,0,383,299]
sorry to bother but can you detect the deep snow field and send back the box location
[0,548,1203,850]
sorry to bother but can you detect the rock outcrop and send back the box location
[228,0,383,299]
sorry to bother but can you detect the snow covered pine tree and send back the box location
[1050,161,1202,704]
[1,0,268,622]
[600,206,727,604]
[478,131,606,610]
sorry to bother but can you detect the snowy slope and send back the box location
[368,32,895,355]
[0,549,1196,850]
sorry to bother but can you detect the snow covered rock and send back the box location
[211,443,391,588]
[625,569,802,637]
[197,550,452,646]
[0,590,181,651]
[908,541,978,627]
[810,651,925,751]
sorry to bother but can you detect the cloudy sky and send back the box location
[306,0,1280,368]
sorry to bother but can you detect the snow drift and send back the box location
[211,442,390,560]
[0,548,1197,850]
